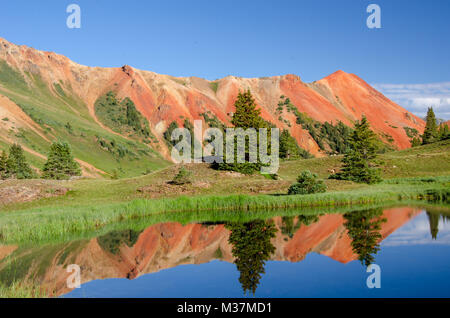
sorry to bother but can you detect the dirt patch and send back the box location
[221,171,245,178]
[0,245,17,261]
[137,182,198,198]
[0,181,69,205]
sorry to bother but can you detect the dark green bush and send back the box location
[288,170,327,195]
[170,166,192,185]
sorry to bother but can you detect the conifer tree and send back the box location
[216,90,268,174]
[231,90,265,129]
[422,107,438,144]
[437,123,450,141]
[331,116,382,184]
[6,144,34,179]
[279,129,312,159]
[0,150,8,180]
[42,142,81,180]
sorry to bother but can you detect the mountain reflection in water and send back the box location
[0,206,449,297]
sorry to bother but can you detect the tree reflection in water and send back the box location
[343,208,386,267]
[426,210,450,240]
[226,220,277,295]
[280,214,320,238]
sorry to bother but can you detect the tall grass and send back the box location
[0,281,47,298]
[0,177,448,245]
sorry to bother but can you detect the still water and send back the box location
[1,205,450,298]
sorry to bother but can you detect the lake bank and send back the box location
[0,176,448,245]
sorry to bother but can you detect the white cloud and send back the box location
[372,82,450,120]
[382,212,450,246]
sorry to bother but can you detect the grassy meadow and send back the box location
[0,140,448,244]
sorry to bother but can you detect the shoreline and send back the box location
[0,176,448,245]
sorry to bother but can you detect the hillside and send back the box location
[0,37,425,178]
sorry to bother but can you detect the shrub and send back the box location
[288,170,327,195]
[170,166,192,185]
[210,82,219,93]
[215,161,263,175]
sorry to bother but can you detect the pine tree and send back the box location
[279,129,312,159]
[0,150,8,180]
[231,90,265,129]
[42,142,81,180]
[216,90,268,174]
[437,123,450,141]
[6,144,34,179]
[422,107,438,144]
[331,116,382,184]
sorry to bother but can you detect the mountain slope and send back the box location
[0,37,425,177]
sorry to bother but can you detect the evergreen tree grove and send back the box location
[42,142,81,180]
[422,107,438,145]
[330,116,382,184]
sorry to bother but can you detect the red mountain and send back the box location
[0,37,424,171]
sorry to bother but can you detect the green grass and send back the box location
[0,281,47,298]
[0,131,448,245]
[0,176,448,245]
[279,139,450,180]
[0,139,448,211]
[0,62,169,178]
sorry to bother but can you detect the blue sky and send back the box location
[0,0,449,118]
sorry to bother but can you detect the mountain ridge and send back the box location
[0,37,425,177]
